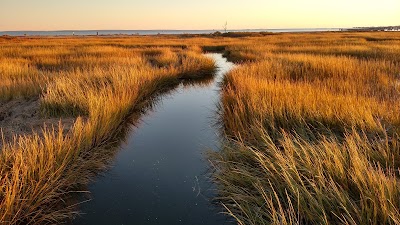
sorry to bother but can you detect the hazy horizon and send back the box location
[1,0,399,31]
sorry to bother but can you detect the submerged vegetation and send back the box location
[1,32,400,224]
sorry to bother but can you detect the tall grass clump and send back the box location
[212,129,400,225]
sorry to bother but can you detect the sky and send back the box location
[0,0,399,31]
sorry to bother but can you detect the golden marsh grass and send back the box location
[1,32,400,224]
[212,32,400,225]
[0,36,215,224]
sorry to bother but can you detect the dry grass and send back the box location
[0,36,215,224]
[2,32,400,225]
[221,53,400,142]
[212,130,400,225]
[211,32,400,225]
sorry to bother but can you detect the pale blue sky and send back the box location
[0,0,399,31]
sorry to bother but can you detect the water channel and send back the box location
[75,53,234,225]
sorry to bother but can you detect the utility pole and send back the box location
[223,21,228,33]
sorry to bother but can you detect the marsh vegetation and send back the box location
[0,36,215,224]
[212,32,400,225]
[1,32,400,224]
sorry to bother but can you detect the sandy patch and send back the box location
[0,98,75,149]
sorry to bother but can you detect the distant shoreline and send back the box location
[343,25,400,32]
[0,28,342,36]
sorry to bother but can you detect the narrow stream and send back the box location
[75,53,234,225]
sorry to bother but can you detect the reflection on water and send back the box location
[74,54,235,225]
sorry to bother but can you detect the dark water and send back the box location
[0,28,341,36]
[74,54,235,225]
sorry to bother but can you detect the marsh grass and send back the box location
[0,36,215,224]
[2,32,400,224]
[211,129,400,225]
[211,32,400,225]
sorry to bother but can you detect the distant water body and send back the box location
[0,28,341,36]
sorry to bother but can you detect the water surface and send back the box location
[75,54,234,225]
